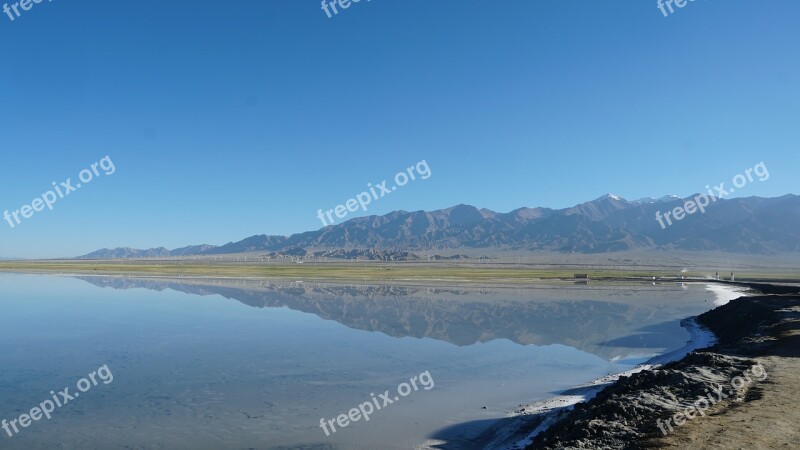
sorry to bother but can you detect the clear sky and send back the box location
[0,0,798,258]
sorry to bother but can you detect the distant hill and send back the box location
[79,247,173,259]
[75,194,800,259]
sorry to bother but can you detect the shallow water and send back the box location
[0,274,721,449]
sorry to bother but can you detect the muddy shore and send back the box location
[512,281,800,449]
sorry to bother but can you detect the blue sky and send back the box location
[0,0,798,258]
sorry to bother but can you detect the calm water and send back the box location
[0,274,719,449]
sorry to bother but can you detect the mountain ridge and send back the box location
[76,193,800,259]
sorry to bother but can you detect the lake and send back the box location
[0,274,722,449]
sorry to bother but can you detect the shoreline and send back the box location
[511,282,800,449]
[2,259,800,286]
[1,262,788,292]
[478,318,721,450]
[418,283,748,450]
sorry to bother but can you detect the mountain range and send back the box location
[77,193,800,258]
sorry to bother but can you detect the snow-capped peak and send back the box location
[595,193,623,201]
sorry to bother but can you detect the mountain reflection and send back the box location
[76,276,706,361]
